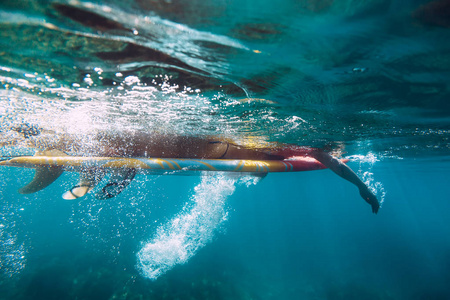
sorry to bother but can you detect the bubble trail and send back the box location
[137,173,239,280]
[348,152,386,206]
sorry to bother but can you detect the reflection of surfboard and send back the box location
[0,155,348,198]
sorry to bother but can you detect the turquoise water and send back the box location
[1,0,450,299]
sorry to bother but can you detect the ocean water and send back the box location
[1,0,449,299]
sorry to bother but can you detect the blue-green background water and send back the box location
[1,0,450,299]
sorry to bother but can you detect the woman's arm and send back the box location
[310,149,380,214]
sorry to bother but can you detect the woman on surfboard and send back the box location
[8,126,380,213]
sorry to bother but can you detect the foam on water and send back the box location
[137,173,258,280]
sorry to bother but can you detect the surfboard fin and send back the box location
[95,169,136,200]
[18,149,66,194]
[19,166,64,194]
[62,169,106,200]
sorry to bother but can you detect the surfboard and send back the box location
[0,154,348,198]
[0,155,333,174]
